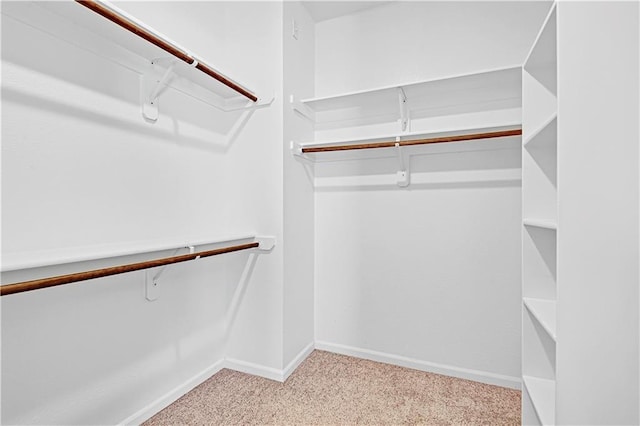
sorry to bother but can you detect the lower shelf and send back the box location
[523,375,556,425]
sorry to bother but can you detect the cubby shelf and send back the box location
[524,5,557,95]
[524,114,557,149]
[524,298,557,340]
[523,375,556,426]
[523,218,557,230]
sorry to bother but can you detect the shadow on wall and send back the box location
[1,4,253,154]
[1,87,253,155]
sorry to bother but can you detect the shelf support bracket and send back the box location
[145,246,183,301]
[141,59,177,121]
[395,139,409,187]
[397,87,409,132]
[290,140,304,157]
[255,236,276,252]
[144,237,273,301]
[290,95,316,122]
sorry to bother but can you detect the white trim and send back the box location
[315,341,521,390]
[225,342,315,383]
[283,342,315,381]
[224,358,285,382]
[118,358,225,426]
[118,343,315,425]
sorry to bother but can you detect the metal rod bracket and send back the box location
[255,236,276,252]
[145,269,160,301]
[141,59,177,121]
[395,139,410,187]
[290,140,304,157]
[397,87,409,132]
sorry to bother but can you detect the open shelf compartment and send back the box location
[524,3,557,95]
[523,376,556,426]
[525,114,557,150]
[523,297,557,340]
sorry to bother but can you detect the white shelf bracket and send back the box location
[223,93,275,112]
[145,269,160,301]
[290,140,304,157]
[395,139,410,187]
[290,94,316,122]
[144,246,183,301]
[141,59,177,121]
[255,236,276,252]
[397,87,409,132]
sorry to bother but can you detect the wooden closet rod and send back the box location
[0,242,259,297]
[301,128,522,154]
[75,0,258,102]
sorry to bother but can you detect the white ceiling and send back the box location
[301,1,394,23]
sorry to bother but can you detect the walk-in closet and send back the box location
[1,1,638,424]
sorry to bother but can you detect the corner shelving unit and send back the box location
[522,2,557,425]
[1,1,273,121]
[291,66,523,187]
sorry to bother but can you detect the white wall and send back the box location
[556,2,639,424]
[315,1,552,97]
[1,1,283,423]
[313,1,551,387]
[282,2,315,370]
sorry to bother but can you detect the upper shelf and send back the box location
[2,1,272,115]
[292,66,522,124]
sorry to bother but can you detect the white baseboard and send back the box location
[283,342,315,381]
[119,358,225,426]
[225,341,315,383]
[119,342,518,425]
[224,358,285,382]
[315,341,521,390]
[122,344,316,424]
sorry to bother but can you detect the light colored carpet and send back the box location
[145,350,521,425]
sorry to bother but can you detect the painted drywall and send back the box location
[315,1,552,97]
[1,1,283,424]
[313,1,551,385]
[282,2,315,369]
[556,2,639,424]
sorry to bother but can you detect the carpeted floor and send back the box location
[145,350,521,425]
